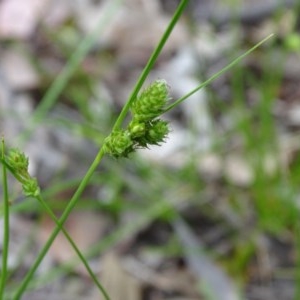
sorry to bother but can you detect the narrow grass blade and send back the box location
[164,34,274,112]
[112,0,190,130]
[0,138,10,298]
[35,194,110,300]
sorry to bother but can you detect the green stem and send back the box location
[12,149,106,300]
[112,0,189,131]
[35,194,110,300]
[0,157,18,179]
[164,34,274,112]
[0,138,10,298]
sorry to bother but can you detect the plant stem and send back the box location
[164,34,274,112]
[12,148,106,300]
[0,138,10,298]
[35,194,110,300]
[112,0,190,131]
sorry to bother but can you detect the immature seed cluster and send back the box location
[103,80,170,158]
[6,149,40,197]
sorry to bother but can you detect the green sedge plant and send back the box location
[0,0,273,299]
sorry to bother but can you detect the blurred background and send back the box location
[0,0,300,299]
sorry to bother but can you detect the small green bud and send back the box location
[132,80,169,121]
[5,148,41,198]
[7,148,29,174]
[103,130,134,158]
[22,177,40,197]
[103,80,171,157]
[131,119,169,148]
[128,119,146,138]
[146,119,169,145]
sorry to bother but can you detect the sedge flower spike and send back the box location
[22,177,40,197]
[131,79,169,121]
[131,119,169,148]
[146,119,169,145]
[128,120,146,139]
[6,148,40,197]
[103,130,133,158]
[103,80,171,158]
[6,148,29,176]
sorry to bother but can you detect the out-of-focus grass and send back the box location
[205,31,300,289]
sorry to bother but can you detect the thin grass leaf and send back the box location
[0,138,10,298]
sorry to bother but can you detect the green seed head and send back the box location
[103,130,134,158]
[5,148,41,197]
[128,119,146,138]
[7,148,29,174]
[103,80,171,157]
[146,119,169,145]
[132,80,169,121]
[22,177,40,197]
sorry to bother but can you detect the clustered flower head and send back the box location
[6,148,40,197]
[104,80,170,158]
[131,80,169,121]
